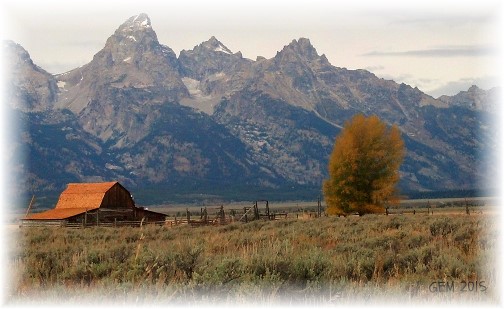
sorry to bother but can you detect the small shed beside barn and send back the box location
[23,181,166,226]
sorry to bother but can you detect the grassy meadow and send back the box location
[6,209,500,305]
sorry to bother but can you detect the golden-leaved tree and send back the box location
[323,114,405,216]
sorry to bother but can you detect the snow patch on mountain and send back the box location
[120,13,152,33]
[214,44,232,54]
[182,78,206,98]
[180,77,221,115]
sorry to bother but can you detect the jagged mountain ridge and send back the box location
[438,85,499,112]
[3,13,496,205]
[54,13,190,148]
[176,36,491,191]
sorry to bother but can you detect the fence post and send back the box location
[317,197,322,218]
[243,207,249,223]
[219,205,225,224]
[230,209,236,222]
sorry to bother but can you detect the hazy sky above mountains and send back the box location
[1,0,502,97]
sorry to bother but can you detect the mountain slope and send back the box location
[214,91,339,185]
[3,16,281,203]
[3,14,496,205]
[3,41,58,112]
[55,13,189,147]
[205,38,485,191]
[178,37,253,114]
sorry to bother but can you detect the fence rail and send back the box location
[20,220,169,229]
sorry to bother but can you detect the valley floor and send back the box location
[4,209,500,306]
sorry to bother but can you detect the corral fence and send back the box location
[20,199,330,229]
[165,203,289,227]
[19,201,291,229]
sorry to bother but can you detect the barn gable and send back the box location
[54,181,133,210]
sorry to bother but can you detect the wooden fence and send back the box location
[19,219,167,229]
[19,201,292,229]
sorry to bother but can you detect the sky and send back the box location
[0,0,502,98]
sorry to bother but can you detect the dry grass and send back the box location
[5,213,499,305]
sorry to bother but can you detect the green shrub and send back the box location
[174,245,202,280]
[385,216,404,230]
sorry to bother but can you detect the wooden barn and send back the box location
[23,181,166,227]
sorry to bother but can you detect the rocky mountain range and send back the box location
[3,13,498,206]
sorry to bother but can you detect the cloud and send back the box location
[427,76,500,98]
[370,71,499,99]
[364,65,385,72]
[362,45,497,58]
[374,73,414,83]
[373,71,434,91]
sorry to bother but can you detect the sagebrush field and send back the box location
[7,211,499,305]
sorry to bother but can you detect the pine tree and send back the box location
[323,114,405,216]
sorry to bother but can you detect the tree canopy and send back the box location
[323,114,405,216]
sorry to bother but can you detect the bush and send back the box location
[430,217,456,236]
[12,214,495,302]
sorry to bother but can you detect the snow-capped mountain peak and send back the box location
[203,36,232,54]
[120,13,152,32]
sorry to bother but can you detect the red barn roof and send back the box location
[24,208,91,220]
[54,181,118,210]
[24,181,123,220]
